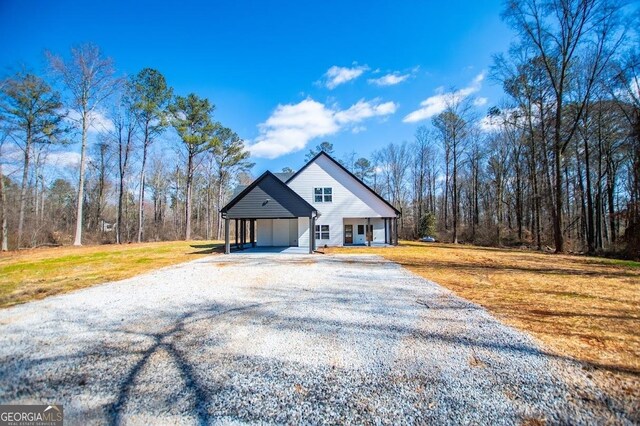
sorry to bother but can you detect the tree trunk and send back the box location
[443,149,450,230]
[137,145,148,243]
[0,160,8,251]
[185,151,194,240]
[583,130,595,254]
[17,127,32,247]
[553,134,564,253]
[576,143,588,249]
[606,159,616,244]
[215,175,225,240]
[497,173,503,246]
[96,146,106,237]
[514,153,523,242]
[452,141,458,244]
[33,155,40,231]
[117,175,125,244]
[73,112,89,246]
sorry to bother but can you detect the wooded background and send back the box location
[1,0,638,258]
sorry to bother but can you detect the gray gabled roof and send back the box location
[221,171,316,219]
[273,172,295,182]
[230,172,294,199]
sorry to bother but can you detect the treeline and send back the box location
[0,44,253,250]
[1,0,638,259]
[340,0,639,258]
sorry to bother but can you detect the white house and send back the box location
[220,151,400,254]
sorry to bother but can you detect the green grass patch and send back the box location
[0,241,223,308]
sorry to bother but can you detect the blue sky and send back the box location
[0,0,514,174]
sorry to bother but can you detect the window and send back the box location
[357,225,364,235]
[315,225,330,240]
[313,187,332,203]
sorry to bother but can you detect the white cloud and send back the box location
[46,150,83,168]
[65,109,114,133]
[351,126,366,134]
[368,67,419,87]
[403,72,485,123]
[474,97,488,107]
[367,74,411,86]
[323,64,368,89]
[368,73,410,86]
[334,99,398,123]
[248,97,398,159]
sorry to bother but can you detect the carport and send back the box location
[220,171,318,254]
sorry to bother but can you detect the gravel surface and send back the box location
[0,253,633,425]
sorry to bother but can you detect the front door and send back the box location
[344,224,353,244]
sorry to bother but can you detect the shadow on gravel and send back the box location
[188,243,225,255]
[86,301,548,424]
[0,267,633,424]
[105,302,269,426]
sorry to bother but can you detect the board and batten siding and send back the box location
[256,218,299,246]
[288,154,397,246]
[223,173,315,219]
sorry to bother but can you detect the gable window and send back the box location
[314,187,332,203]
[315,225,330,240]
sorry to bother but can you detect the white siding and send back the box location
[288,154,397,246]
[272,220,290,246]
[256,219,273,246]
[289,219,298,246]
[298,217,310,247]
[257,219,299,247]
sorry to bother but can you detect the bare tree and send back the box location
[108,92,138,244]
[0,126,9,251]
[433,100,471,243]
[374,142,410,234]
[48,44,118,246]
[411,126,435,236]
[503,0,627,252]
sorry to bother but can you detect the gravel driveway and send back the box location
[0,253,631,425]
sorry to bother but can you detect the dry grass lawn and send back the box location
[324,241,640,400]
[0,240,223,308]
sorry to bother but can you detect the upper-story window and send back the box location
[314,187,332,203]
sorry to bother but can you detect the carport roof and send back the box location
[221,171,317,219]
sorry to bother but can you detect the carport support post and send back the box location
[309,215,315,254]
[367,217,371,246]
[384,218,388,244]
[235,219,239,249]
[250,219,255,247]
[224,218,230,254]
[394,217,399,245]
